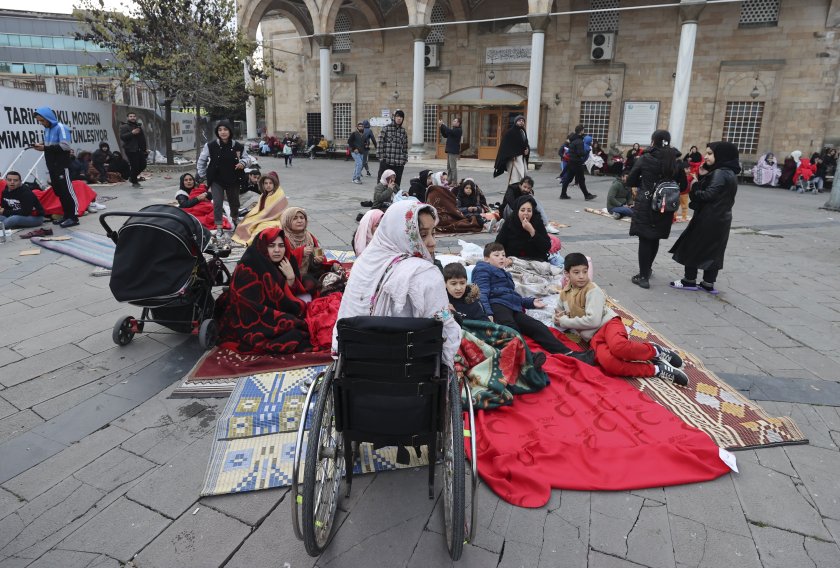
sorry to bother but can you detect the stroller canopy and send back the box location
[110,204,211,303]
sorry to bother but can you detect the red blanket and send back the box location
[34,180,97,216]
[181,184,231,230]
[468,335,730,507]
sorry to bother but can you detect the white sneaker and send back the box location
[546,224,560,234]
[91,202,107,211]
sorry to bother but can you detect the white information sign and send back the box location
[381,108,391,118]
[0,85,117,182]
[620,102,660,146]
[369,117,390,127]
[171,111,196,151]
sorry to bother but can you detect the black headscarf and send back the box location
[495,194,551,261]
[179,173,196,191]
[707,141,741,174]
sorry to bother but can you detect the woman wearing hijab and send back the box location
[175,173,231,231]
[778,153,797,189]
[353,208,384,255]
[408,169,432,201]
[216,227,312,354]
[425,174,483,233]
[455,179,487,225]
[626,129,687,289]
[372,169,399,210]
[232,171,288,245]
[429,171,449,189]
[333,200,461,368]
[280,206,340,293]
[669,142,740,295]
[495,195,551,262]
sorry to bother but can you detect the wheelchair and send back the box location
[290,316,478,560]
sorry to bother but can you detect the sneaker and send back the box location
[546,224,560,234]
[631,274,650,289]
[487,219,498,233]
[360,200,373,207]
[20,228,53,239]
[131,183,142,189]
[59,217,80,228]
[653,344,684,368]
[352,179,362,185]
[494,219,504,233]
[656,360,689,386]
[92,202,106,210]
[531,352,547,371]
[52,217,65,225]
[559,194,571,200]
[669,279,699,291]
[612,212,622,220]
[366,171,371,176]
[584,193,598,201]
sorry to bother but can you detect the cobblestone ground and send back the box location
[0,155,838,567]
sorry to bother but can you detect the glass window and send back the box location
[8,35,20,47]
[11,63,25,73]
[722,101,764,154]
[45,64,57,75]
[75,39,86,50]
[579,101,612,147]
[0,35,9,47]
[19,35,32,48]
[42,36,54,49]
[30,36,43,48]
[0,62,11,72]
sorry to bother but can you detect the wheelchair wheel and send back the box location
[442,374,466,560]
[302,376,345,556]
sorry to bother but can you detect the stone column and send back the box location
[244,60,258,139]
[526,14,550,160]
[315,35,334,141]
[668,0,706,152]
[409,25,431,158]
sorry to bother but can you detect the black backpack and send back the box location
[651,179,681,213]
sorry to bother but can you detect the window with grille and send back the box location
[306,112,322,142]
[588,0,619,33]
[579,101,612,146]
[427,2,446,44]
[424,104,439,143]
[722,101,764,154]
[333,103,352,141]
[739,0,779,27]
[333,11,351,52]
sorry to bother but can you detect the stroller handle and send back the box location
[99,210,202,244]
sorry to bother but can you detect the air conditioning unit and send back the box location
[590,32,615,61]
[424,44,439,69]
[332,62,344,74]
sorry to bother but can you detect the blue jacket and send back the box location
[35,106,72,170]
[471,261,535,317]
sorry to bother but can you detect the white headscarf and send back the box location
[353,208,384,256]
[380,169,396,185]
[333,200,461,366]
[430,171,448,188]
[791,150,802,165]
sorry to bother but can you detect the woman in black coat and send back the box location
[495,195,551,261]
[626,129,687,289]
[669,141,740,295]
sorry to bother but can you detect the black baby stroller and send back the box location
[100,204,231,349]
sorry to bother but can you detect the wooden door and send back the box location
[477,110,501,160]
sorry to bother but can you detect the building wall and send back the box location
[259,0,840,157]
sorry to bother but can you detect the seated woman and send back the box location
[352,208,384,255]
[499,176,557,234]
[175,173,231,231]
[216,227,312,354]
[753,152,781,187]
[454,179,488,226]
[624,143,642,172]
[425,180,483,234]
[333,200,461,368]
[372,169,399,210]
[495,195,551,262]
[232,171,288,245]
[109,151,130,182]
[281,206,342,293]
[430,171,450,190]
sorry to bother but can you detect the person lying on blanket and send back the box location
[472,242,593,364]
[553,252,688,385]
[215,227,313,355]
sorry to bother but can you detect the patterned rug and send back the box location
[570,301,807,450]
[32,230,116,268]
[201,369,428,496]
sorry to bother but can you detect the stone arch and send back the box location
[323,0,385,51]
[723,72,770,100]
[239,0,316,55]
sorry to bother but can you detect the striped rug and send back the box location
[32,231,116,269]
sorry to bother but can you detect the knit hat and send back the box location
[651,129,671,147]
[514,115,525,123]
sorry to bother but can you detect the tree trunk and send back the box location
[823,183,840,211]
[164,99,174,165]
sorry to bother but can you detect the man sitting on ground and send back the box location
[607,174,634,219]
[1,170,45,231]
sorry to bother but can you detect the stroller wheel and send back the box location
[113,316,136,346]
[198,319,218,350]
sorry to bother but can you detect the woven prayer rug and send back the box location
[565,301,807,451]
[31,230,116,268]
[201,369,428,496]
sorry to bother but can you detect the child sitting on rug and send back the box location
[553,252,688,385]
[472,243,594,363]
[443,262,489,322]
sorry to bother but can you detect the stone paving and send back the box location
[0,155,839,567]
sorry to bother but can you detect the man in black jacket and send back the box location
[347,122,366,184]
[560,124,597,201]
[197,119,252,236]
[119,112,148,188]
[439,117,462,183]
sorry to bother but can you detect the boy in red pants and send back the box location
[553,252,688,385]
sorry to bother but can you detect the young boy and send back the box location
[472,243,593,363]
[553,253,688,385]
[443,263,488,322]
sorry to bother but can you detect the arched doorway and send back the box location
[434,86,527,160]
